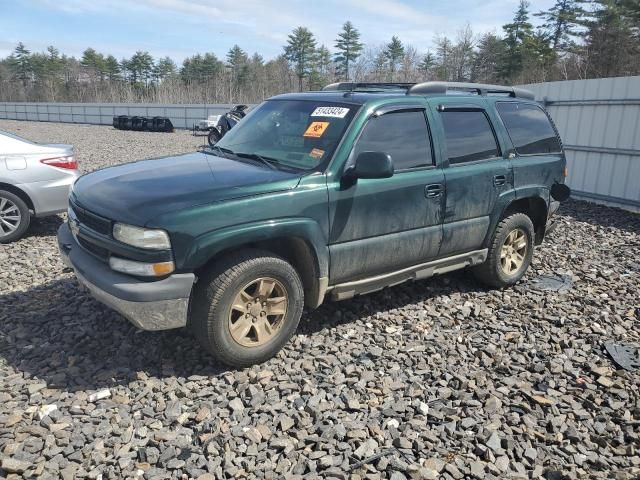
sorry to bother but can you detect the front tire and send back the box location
[473,213,534,288]
[191,249,304,367]
[207,128,221,147]
[0,190,31,244]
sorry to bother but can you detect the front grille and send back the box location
[70,201,111,235]
[78,236,109,260]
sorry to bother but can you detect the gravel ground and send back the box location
[0,119,639,480]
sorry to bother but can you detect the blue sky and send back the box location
[0,0,555,62]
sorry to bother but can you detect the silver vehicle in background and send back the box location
[0,130,78,243]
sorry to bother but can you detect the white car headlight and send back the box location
[113,223,171,250]
[109,257,175,277]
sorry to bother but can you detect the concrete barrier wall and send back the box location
[0,102,247,130]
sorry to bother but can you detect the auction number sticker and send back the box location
[304,121,330,138]
[310,106,350,118]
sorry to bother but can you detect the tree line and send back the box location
[0,0,638,104]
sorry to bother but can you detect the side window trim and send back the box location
[439,109,503,166]
[347,107,436,173]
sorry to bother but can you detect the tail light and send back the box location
[41,155,78,170]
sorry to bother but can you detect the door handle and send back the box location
[425,184,443,198]
[494,174,506,186]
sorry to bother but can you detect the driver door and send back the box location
[327,107,445,283]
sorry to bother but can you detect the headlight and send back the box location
[109,257,175,277]
[113,223,171,250]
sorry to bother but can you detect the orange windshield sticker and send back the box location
[309,148,324,159]
[304,121,330,138]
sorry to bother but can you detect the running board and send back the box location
[327,249,487,301]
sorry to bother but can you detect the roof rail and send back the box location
[408,81,535,100]
[321,81,535,100]
[322,82,414,91]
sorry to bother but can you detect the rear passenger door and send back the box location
[434,101,515,257]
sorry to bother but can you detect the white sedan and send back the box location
[0,130,79,243]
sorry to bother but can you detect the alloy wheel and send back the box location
[228,277,288,347]
[0,197,21,237]
[500,228,528,275]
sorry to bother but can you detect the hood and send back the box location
[72,151,301,225]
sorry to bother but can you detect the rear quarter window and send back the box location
[496,102,562,155]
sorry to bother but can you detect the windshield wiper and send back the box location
[234,152,279,170]
[209,145,235,158]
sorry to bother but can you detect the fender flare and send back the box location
[185,217,329,278]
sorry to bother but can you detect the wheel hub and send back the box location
[228,277,288,347]
[500,228,527,276]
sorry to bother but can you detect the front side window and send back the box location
[352,111,433,170]
[496,102,562,155]
[440,110,500,164]
[215,99,358,171]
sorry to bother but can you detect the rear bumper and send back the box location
[57,222,194,330]
[18,172,79,217]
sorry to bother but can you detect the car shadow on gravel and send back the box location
[25,214,64,239]
[0,269,486,393]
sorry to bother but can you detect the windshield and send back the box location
[214,99,359,171]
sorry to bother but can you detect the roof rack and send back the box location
[321,81,535,100]
[322,82,415,92]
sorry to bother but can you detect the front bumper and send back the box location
[57,222,194,331]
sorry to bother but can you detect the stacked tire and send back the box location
[112,115,173,132]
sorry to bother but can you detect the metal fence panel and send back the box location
[520,76,640,212]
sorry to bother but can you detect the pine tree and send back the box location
[154,57,176,83]
[500,0,535,80]
[226,45,249,86]
[309,45,332,89]
[384,36,404,80]
[104,55,120,81]
[284,26,317,91]
[9,42,32,86]
[334,21,363,81]
[535,0,584,50]
[581,0,640,78]
[418,52,436,75]
[472,33,505,83]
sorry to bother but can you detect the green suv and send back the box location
[58,81,570,367]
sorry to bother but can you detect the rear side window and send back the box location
[353,111,433,170]
[496,102,561,155]
[440,111,500,164]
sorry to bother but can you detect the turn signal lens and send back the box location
[564,167,568,177]
[109,257,175,277]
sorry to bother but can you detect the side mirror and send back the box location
[349,151,394,180]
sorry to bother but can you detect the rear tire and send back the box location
[0,190,30,243]
[191,249,304,367]
[473,213,534,288]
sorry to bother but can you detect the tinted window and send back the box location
[440,111,500,164]
[496,102,561,155]
[353,111,433,170]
